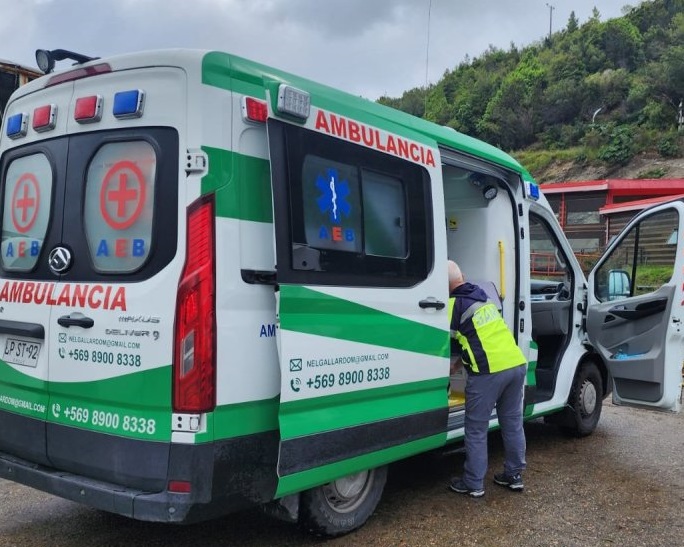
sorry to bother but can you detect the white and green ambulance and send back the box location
[0,48,681,536]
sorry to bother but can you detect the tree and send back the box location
[602,19,644,70]
[567,11,579,33]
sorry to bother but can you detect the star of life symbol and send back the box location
[316,168,351,223]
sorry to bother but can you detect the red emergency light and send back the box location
[243,97,267,123]
[74,95,103,123]
[32,104,57,132]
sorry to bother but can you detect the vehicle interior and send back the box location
[441,154,517,411]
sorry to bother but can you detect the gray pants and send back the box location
[462,364,527,490]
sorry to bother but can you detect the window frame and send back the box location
[268,119,434,287]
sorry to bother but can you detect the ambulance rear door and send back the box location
[0,119,70,466]
[586,200,684,412]
[42,69,186,490]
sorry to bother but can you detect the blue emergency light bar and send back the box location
[6,113,28,139]
[113,89,145,119]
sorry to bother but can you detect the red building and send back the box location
[541,179,684,253]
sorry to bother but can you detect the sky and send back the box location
[0,0,637,100]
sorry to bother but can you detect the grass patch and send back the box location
[635,265,673,290]
[512,147,584,176]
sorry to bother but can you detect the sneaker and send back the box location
[449,478,485,498]
[493,472,524,491]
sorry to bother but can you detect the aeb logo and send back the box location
[4,239,41,258]
[315,167,355,243]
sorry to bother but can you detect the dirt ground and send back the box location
[1,401,683,547]
[535,154,684,184]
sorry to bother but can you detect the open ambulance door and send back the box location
[586,200,684,412]
[267,117,450,499]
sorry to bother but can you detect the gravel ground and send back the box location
[1,401,683,546]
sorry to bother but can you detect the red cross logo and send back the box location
[99,161,147,230]
[11,173,40,234]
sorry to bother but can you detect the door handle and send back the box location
[608,298,667,320]
[57,313,94,329]
[419,299,446,310]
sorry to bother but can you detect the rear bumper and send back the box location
[0,451,195,522]
[0,410,280,523]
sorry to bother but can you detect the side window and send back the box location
[529,213,571,285]
[595,208,677,302]
[84,141,156,273]
[529,213,573,301]
[270,120,432,286]
[1,153,53,272]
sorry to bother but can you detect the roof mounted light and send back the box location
[74,95,103,123]
[35,48,98,74]
[525,181,540,201]
[33,104,57,132]
[113,89,145,119]
[276,84,310,120]
[6,113,28,139]
[46,63,112,87]
[242,96,267,123]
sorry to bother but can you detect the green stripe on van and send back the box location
[527,339,538,387]
[0,359,47,390]
[49,365,171,408]
[279,285,450,358]
[275,432,444,497]
[201,51,526,173]
[279,377,446,439]
[196,396,279,444]
[201,146,273,223]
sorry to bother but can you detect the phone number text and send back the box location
[306,367,390,390]
[60,406,156,435]
[70,349,141,367]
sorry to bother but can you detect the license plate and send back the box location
[3,338,41,368]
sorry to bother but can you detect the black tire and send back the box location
[299,466,387,537]
[560,362,603,437]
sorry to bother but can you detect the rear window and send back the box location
[1,153,53,272]
[84,141,157,273]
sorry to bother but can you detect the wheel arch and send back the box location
[578,348,610,399]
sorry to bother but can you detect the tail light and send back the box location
[173,195,216,412]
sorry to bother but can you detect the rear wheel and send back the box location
[560,362,603,437]
[299,466,387,537]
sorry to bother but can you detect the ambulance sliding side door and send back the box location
[586,201,684,412]
[267,115,449,496]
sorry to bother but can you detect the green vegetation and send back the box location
[636,167,667,178]
[378,0,684,176]
[635,264,674,293]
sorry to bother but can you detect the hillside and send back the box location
[523,153,684,184]
[379,0,684,184]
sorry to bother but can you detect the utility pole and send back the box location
[545,3,555,42]
[678,100,683,133]
[424,0,432,117]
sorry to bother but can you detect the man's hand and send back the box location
[450,356,463,376]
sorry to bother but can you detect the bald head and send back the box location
[448,260,464,292]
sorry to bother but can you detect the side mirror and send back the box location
[608,269,631,301]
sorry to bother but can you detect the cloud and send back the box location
[0,0,631,99]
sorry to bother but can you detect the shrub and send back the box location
[657,131,682,158]
[598,126,635,165]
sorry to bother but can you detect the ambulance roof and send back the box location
[14,49,531,180]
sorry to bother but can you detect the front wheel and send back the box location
[560,362,604,437]
[299,466,387,537]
